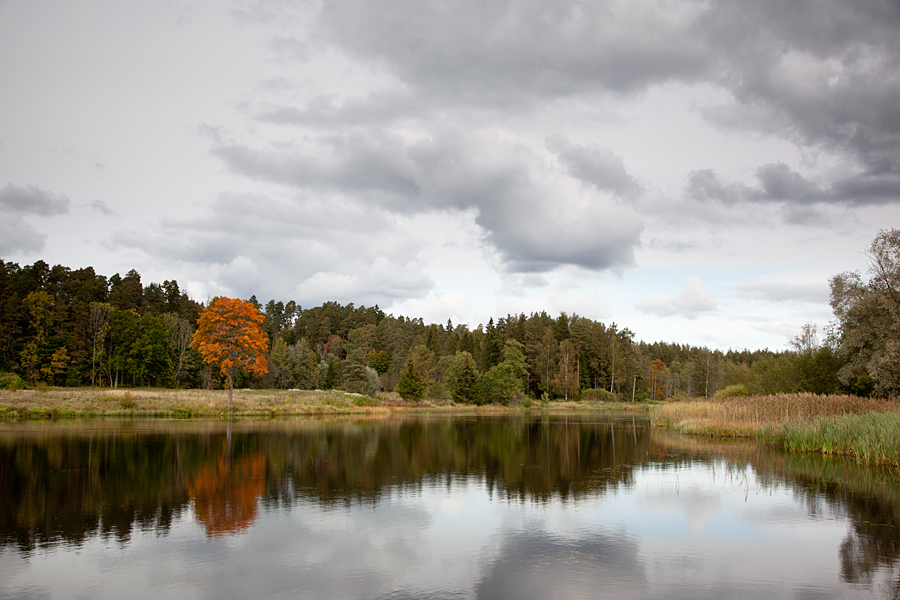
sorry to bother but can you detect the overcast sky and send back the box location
[2,0,898,350]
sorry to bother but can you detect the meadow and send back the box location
[0,387,647,420]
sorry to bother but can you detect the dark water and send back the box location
[1,414,899,599]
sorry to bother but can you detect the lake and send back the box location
[1,414,898,599]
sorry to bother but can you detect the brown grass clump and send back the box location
[713,393,900,423]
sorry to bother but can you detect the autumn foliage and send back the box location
[190,297,268,406]
[187,453,267,537]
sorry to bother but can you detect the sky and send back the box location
[1,0,899,351]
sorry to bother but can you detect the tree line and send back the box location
[1,230,897,400]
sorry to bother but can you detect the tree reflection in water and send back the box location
[188,453,266,537]
[0,416,899,596]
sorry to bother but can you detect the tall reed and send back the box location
[783,410,900,466]
[653,393,900,466]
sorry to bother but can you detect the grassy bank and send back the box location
[0,387,652,420]
[652,393,900,466]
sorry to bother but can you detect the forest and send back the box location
[1,230,896,401]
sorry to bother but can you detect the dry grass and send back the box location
[0,388,423,419]
[652,393,900,465]
[0,387,651,420]
[653,393,900,435]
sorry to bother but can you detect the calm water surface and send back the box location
[1,414,899,599]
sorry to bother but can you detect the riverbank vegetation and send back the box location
[0,387,650,420]
[652,393,900,466]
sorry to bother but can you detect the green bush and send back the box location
[0,372,26,390]
[715,384,749,398]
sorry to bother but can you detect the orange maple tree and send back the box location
[190,296,268,407]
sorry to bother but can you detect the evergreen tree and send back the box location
[397,360,425,401]
[446,351,481,404]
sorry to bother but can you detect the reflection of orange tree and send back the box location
[187,454,266,537]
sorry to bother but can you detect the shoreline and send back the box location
[0,387,654,420]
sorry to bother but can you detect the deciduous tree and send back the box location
[831,229,900,396]
[190,297,268,407]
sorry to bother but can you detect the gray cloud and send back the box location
[0,184,70,216]
[211,130,643,274]
[0,184,70,254]
[293,0,900,208]
[634,277,718,318]
[686,163,900,209]
[89,199,116,216]
[227,0,900,285]
[695,0,900,183]
[0,214,46,254]
[315,0,711,101]
[546,135,641,199]
[110,192,434,304]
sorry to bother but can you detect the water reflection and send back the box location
[0,415,898,599]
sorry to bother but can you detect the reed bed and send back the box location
[652,393,900,466]
[783,410,900,466]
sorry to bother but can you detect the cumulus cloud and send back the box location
[305,0,900,207]
[210,129,643,274]
[694,0,900,192]
[634,276,718,318]
[108,192,435,304]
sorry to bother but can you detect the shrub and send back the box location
[352,395,378,407]
[581,388,617,403]
[481,365,521,405]
[0,372,25,391]
[715,384,749,398]
[118,392,137,410]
